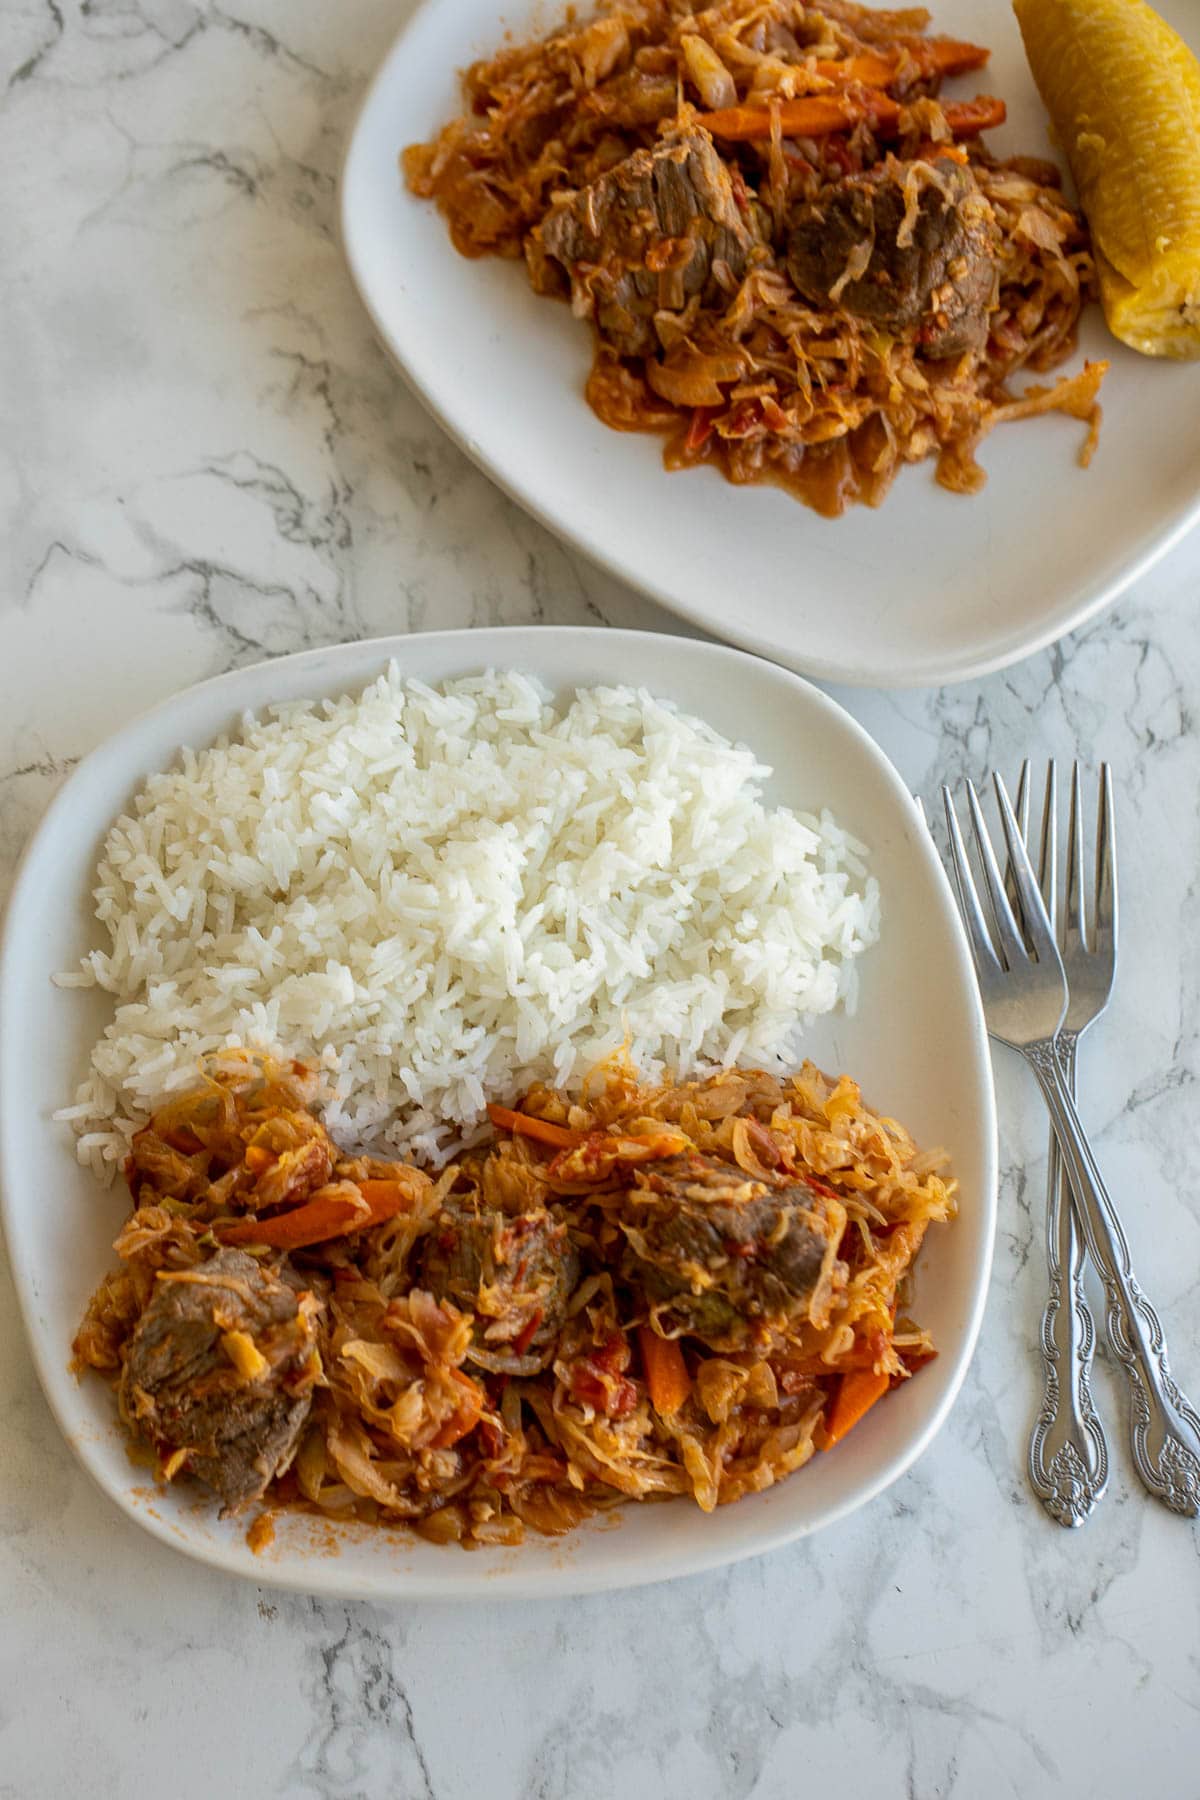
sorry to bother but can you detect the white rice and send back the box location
[56,665,880,1173]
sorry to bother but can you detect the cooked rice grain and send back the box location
[57,666,879,1170]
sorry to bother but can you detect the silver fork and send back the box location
[942,775,1200,1517]
[1015,763,1108,1527]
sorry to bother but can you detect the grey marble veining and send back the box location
[2,4,1199,1796]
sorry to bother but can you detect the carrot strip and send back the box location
[825,1369,890,1447]
[217,1175,418,1249]
[430,1370,484,1449]
[939,96,1007,137]
[354,1179,420,1225]
[699,91,898,141]
[486,1104,581,1149]
[217,1190,367,1249]
[698,92,1005,143]
[638,1327,692,1416]
[815,36,989,88]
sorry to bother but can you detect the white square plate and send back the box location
[0,627,996,1596]
[340,0,1200,688]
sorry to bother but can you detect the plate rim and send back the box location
[337,3,1200,690]
[0,624,999,1598]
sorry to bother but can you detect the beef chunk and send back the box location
[534,127,757,356]
[787,161,1000,357]
[418,1199,580,1374]
[620,1154,846,1349]
[118,1248,317,1511]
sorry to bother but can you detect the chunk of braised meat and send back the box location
[532,126,759,356]
[786,160,1000,357]
[417,1198,580,1374]
[118,1248,320,1511]
[620,1154,846,1350]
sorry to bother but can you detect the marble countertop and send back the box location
[3,3,1199,1795]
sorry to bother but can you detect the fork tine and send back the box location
[1006,760,1032,917]
[941,788,1003,981]
[1094,762,1118,953]
[1015,760,1031,836]
[991,773,1061,968]
[967,780,1028,968]
[1066,763,1088,951]
[1039,762,1058,924]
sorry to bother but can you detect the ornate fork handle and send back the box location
[1028,1032,1108,1526]
[1027,1039,1200,1517]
